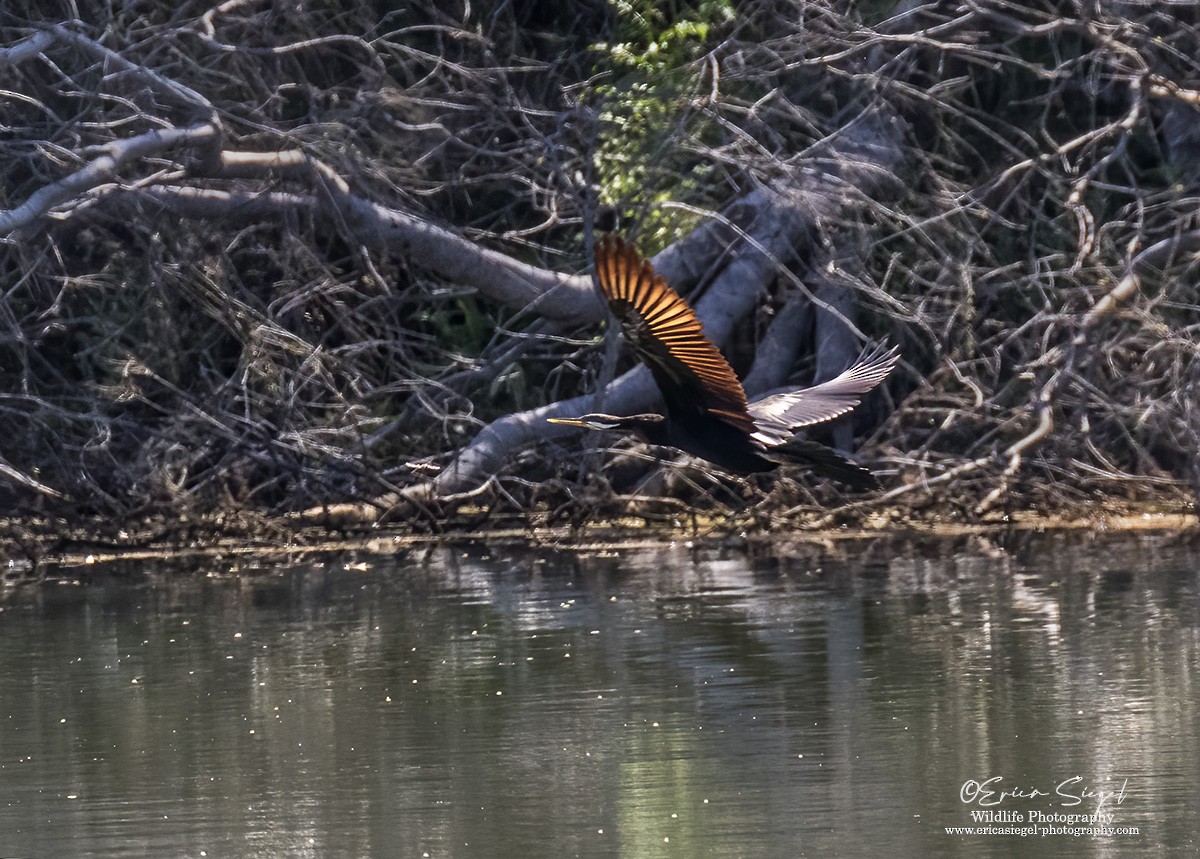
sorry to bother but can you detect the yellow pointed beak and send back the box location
[546,417,589,428]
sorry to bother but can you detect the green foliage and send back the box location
[419,297,493,359]
[591,0,734,248]
[600,0,731,70]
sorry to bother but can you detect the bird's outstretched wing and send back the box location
[749,343,899,446]
[594,235,755,435]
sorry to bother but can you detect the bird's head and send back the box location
[547,413,665,432]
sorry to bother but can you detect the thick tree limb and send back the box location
[70,156,795,327]
[119,183,603,324]
[9,132,600,321]
[739,291,814,395]
[0,123,219,238]
[0,29,54,67]
[109,171,787,326]
[11,113,823,328]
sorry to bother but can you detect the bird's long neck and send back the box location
[621,415,670,445]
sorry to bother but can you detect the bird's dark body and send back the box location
[638,413,776,475]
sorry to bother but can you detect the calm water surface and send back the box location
[1,532,1198,857]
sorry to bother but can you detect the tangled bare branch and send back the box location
[1,0,1199,536]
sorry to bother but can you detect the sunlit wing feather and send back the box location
[594,235,755,436]
[748,343,899,446]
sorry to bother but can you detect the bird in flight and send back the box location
[548,235,898,490]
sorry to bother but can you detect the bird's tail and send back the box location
[766,438,878,491]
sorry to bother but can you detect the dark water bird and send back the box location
[548,235,898,490]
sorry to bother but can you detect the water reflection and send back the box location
[0,532,1196,857]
